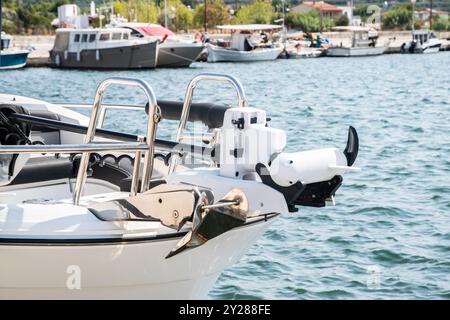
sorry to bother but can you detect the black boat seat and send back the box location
[9,155,168,191]
[28,110,61,132]
[28,110,62,145]
[11,157,75,185]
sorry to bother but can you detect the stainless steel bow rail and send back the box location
[175,73,247,142]
[73,77,160,204]
[7,112,212,159]
[0,77,161,205]
[169,73,247,173]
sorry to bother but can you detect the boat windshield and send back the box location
[1,39,10,50]
[414,34,428,43]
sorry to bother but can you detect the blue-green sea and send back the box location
[1,52,449,299]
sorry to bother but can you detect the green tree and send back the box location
[353,4,369,23]
[335,14,349,27]
[433,16,450,31]
[2,0,73,34]
[235,0,274,24]
[113,0,160,23]
[382,4,412,30]
[413,18,425,30]
[193,0,230,29]
[113,1,129,19]
[159,0,193,31]
[286,11,333,32]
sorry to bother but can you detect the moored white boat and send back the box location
[280,46,324,59]
[0,74,359,299]
[326,26,387,57]
[207,24,283,62]
[326,46,385,57]
[207,44,283,62]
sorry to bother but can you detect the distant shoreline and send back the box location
[7,30,450,65]
[12,30,450,49]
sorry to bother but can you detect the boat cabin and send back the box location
[0,32,12,50]
[332,26,379,48]
[352,29,378,47]
[216,24,282,51]
[412,30,437,44]
[53,28,133,53]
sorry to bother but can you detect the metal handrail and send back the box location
[72,77,160,205]
[0,78,160,206]
[7,112,212,160]
[169,73,247,173]
[59,103,143,110]
[175,73,247,143]
[0,142,149,154]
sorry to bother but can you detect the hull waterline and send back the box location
[326,46,385,57]
[421,45,441,54]
[207,45,283,62]
[0,50,29,69]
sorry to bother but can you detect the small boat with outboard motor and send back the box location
[279,31,327,59]
[0,73,359,299]
[207,24,284,62]
[401,30,443,54]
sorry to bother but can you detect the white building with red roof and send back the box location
[291,1,343,19]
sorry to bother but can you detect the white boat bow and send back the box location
[0,74,359,299]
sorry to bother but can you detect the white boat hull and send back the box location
[207,44,283,62]
[326,46,385,57]
[0,49,29,69]
[281,48,323,59]
[422,45,441,54]
[0,215,276,299]
[157,42,204,67]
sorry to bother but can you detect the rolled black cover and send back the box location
[146,101,229,129]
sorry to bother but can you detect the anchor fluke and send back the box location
[166,188,249,259]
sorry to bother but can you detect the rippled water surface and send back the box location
[1,52,450,299]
